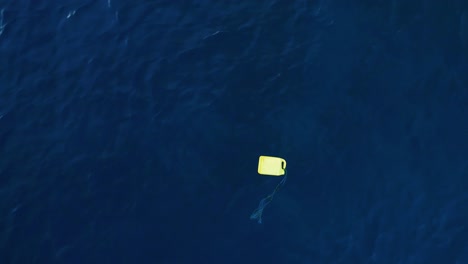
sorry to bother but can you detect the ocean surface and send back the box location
[1,0,468,263]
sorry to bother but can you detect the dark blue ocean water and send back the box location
[1,0,468,263]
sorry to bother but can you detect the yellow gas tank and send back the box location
[257,155,286,176]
